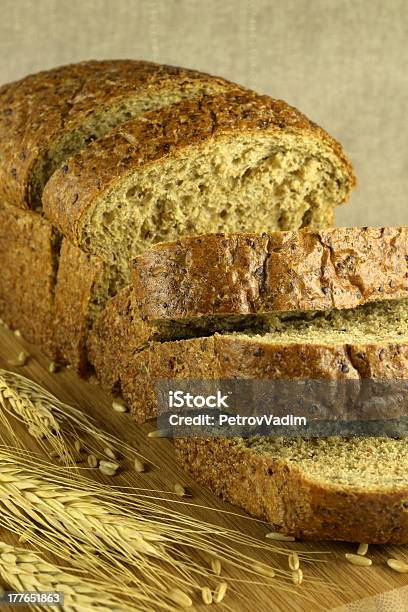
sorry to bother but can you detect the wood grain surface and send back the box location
[0,323,407,611]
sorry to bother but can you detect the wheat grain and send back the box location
[201,586,212,605]
[265,532,295,542]
[99,460,120,476]
[252,563,275,578]
[213,581,228,604]
[87,455,98,468]
[345,554,372,567]
[104,447,117,460]
[211,558,222,576]
[147,430,169,438]
[134,458,146,473]
[112,399,127,413]
[48,361,58,374]
[357,543,368,556]
[174,483,187,497]
[387,558,408,573]
[288,553,299,571]
[292,569,303,585]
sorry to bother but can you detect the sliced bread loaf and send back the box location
[0,201,59,357]
[174,436,408,543]
[46,93,355,371]
[132,228,408,321]
[0,60,237,209]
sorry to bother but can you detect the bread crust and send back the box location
[42,91,355,245]
[132,228,408,320]
[174,437,408,544]
[53,239,106,373]
[0,201,58,357]
[0,59,236,208]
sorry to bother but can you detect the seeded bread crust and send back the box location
[0,201,58,357]
[53,239,106,373]
[43,91,355,246]
[174,437,408,544]
[0,59,236,209]
[132,228,408,320]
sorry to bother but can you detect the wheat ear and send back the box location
[0,369,149,468]
[0,541,156,612]
[0,447,322,608]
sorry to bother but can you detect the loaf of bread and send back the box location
[0,60,406,544]
[0,60,237,209]
[42,92,354,371]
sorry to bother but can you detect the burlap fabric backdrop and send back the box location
[0,0,406,227]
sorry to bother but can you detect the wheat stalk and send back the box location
[0,448,324,608]
[0,369,149,468]
[0,449,224,607]
[0,541,152,612]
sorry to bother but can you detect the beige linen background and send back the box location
[0,0,406,227]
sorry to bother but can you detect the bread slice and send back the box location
[174,436,408,543]
[132,228,408,321]
[0,201,59,357]
[44,91,354,259]
[0,59,237,209]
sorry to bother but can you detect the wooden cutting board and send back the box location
[0,323,407,612]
